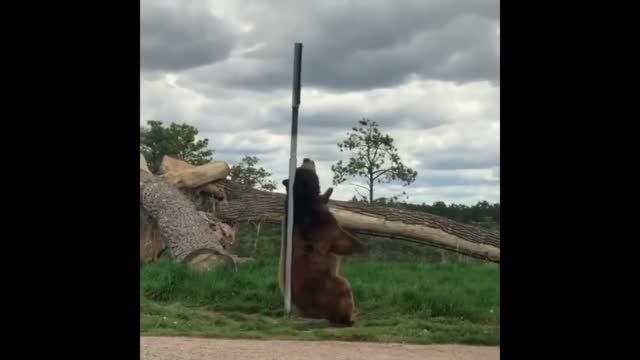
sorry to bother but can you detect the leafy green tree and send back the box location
[230,156,277,191]
[140,120,213,173]
[331,118,418,204]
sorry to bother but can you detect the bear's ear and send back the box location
[320,187,333,204]
[330,227,367,255]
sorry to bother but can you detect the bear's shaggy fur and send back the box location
[278,158,365,326]
[281,159,331,226]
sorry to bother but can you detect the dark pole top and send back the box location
[292,43,303,107]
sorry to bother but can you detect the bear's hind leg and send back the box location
[326,277,356,327]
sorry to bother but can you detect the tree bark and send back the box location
[215,180,500,262]
[369,176,374,205]
[140,207,168,263]
[140,169,236,267]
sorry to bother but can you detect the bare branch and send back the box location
[353,186,368,200]
[350,182,371,192]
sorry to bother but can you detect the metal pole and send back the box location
[285,42,303,315]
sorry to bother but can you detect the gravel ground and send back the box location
[141,336,500,360]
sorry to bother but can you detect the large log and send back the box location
[158,155,194,174]
[215,180,500,262]
[159,156,230,189]
[140,169,236,267]
[159,155,227,207]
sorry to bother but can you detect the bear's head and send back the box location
[282,158,332,205]
[282,158,366,255]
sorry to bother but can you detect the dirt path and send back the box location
[141,336,500,360]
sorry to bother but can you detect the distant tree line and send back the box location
[350,196,500,229]
[402,201,500,227]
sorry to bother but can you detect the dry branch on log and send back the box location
[215,180,500,262]
[198,211,236,249]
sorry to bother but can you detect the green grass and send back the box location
[141,222,499,344]
[140,254,500,345]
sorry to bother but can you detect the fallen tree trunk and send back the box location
[159,156,230,189]
[215,180,500,263]
[140,169,236,268]
[158,155,228,211]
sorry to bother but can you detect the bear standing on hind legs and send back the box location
[279,158,366,326]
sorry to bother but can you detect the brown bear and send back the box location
[278,158,366,326]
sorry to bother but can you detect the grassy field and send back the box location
[140,223,500,345]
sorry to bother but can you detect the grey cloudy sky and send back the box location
[140,0,500,205]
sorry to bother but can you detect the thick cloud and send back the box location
[140,76,290,132]
[140,0,238,72]
[178,0,499,92]
[140,0,500,205]
[424,150,499,170]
